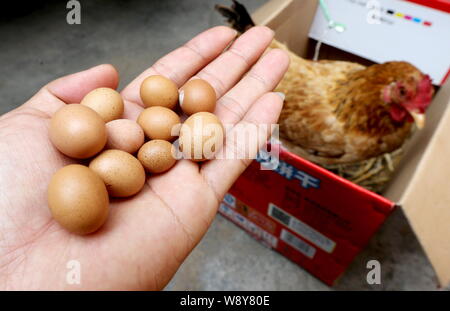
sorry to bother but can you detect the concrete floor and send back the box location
[0,0,442,290]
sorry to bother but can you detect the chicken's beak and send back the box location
[410,111,425,129]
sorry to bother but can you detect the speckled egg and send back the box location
[89,149,146,197]
[80,87,124,122]
[137,106,181,141]
[179,112,224,161]
[106,119,145,154]
[47,164,109,235]
[137,140,177,173]
[140,75,179,109]
[180,79,216,116]
[49,104,107,159]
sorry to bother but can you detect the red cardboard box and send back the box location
[220,148,394,285]
[219,0,450,286]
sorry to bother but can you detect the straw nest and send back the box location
[279,138,404,194]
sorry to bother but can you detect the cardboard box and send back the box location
[219,0,450,286]
[308,0,450,85]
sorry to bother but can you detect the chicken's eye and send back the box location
[399,87,406,97]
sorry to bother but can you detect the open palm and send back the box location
[0,26,289,290]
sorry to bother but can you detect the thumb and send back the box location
[23,64,119,116]
[46,64,119,103]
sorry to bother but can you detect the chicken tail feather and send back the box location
[215,0,255,33]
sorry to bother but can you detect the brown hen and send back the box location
[217,1,434,166]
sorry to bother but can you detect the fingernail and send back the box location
[261,26,275,37]
[276,92,285,101]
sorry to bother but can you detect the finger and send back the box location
[120,26,237,105]
[214,48,290,125]
[23,64,119,116]
[142,50,289,237]
[201,92,285,199]
[122,99,145,121]
[46,64,119,103]
[187,26,274,98]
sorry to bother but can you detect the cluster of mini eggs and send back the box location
[47,76,223,235]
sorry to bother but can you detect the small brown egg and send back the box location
[180,79,216,116]
[89,149,146,197]
[80,87,124,122]
[49,104,107,159]
[140,75,179,109]
[106,119,145,154]
[138,140,177,173]
[179,112,224,161]
[137,106,181,141]
[48,164,109,235]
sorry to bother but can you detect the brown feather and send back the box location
[214,2,431,165]
[272,40,423,164]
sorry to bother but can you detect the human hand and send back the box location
[0,26,289,290]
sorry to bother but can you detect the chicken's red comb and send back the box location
[402,74,433,114]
